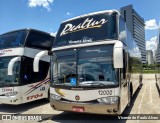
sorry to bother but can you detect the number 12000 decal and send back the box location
[98,90,112,95]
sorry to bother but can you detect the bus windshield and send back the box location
[54,12,118,47]
[52,45,118,87]
[0,57,20,86]
[0,30,27,49]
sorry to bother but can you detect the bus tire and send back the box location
[127,83,133,107]
[48,90,50,101]
[139,75,143,85]
[155,74,157,83]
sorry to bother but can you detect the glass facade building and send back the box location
[120,5,146,63]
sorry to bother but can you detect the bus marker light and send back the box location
[107,109,112,113]
[113,109,118,113]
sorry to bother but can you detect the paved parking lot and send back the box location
[0,74,160,123]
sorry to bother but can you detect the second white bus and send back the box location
[0,29,54,105]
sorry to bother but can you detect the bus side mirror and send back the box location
[33,51,48,72]
[113,41,123,68]
[8,57,21,75]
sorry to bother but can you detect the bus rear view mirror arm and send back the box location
[33,51,48,72]
[113,41,123,68]
[8,57,21,75]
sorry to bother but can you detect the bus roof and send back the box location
[0,28,54,37]
[62,10,120,23]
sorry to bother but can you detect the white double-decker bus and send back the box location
[0,29,54,105]
[34,10,142,115]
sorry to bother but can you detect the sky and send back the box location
[0,0,160,53]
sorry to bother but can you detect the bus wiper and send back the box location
[51,83,70,87]
[80,81,116,87]
[92,82,106,86]
[80,81,106,86]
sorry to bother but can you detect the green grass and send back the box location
[142,70,155,74]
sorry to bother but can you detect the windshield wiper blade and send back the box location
[80,82,106,86]
[80,81,117,87]
[51,83,71,87]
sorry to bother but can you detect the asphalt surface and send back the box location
[0,74,160,123]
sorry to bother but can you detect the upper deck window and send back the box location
[0,31,27,49]
[54,12,118,47]
[25,30,53,50]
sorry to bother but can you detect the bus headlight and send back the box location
[5,92,18,97]
[97,98,103,103]
[50,94,61,100]
[97,96,119,104]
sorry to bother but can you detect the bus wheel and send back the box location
[127,85,132,107]
[139,75,143,85]
[48,91,50,101]
[155,74,157,83]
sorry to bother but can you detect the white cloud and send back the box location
[28,0,54,12]
[65,12,72,16]
[146,36,158,55]
[145,19,158,30]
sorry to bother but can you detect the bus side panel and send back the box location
[120,49,129,114]
[21,78,50,103]
[129,55,141,96]
[131,73,140,95]
[158,72,160,89]
[130,54,142,95]
[36,76,50,99]
[21,83,39,103]
[156,63,160,89]
[120,78,129,113]
[126,26,142,97]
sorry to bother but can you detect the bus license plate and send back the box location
[72,106,84,112]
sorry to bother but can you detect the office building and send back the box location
[120,5,146,63]
[156,27,160,63]
[146,50,154,65]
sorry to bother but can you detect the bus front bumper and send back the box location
[50,99,120,115]
[0,95,22,105]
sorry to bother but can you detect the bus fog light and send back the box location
[50,94,61,100]
[5,92,18,97]
[97,96,119,104]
